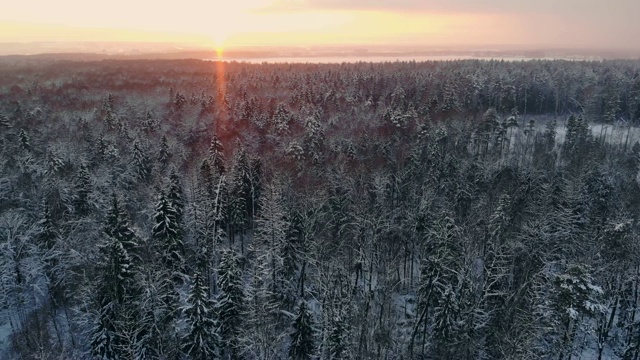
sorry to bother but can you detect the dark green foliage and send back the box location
[105,194,140,262]
[158,135,171,167]
[5,59,640,360]
[216,249,244,359]
[19,129,30,151]
[132,139,152,181]
[74,163,92,214]
[152,192,184,274]
[182,272,219,360]
[0,112,10,128]
[167,169,185,228]
[90,300,119,360]
[328,314,349,360]
[289,301,315,360]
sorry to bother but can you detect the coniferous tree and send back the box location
[38,204,63,304]
[158,135,171,168]
[0,112,10,128]
[152,192,184,275]
[327,313,349,360]
[132,139,152,181]
[182,271,219,360]
[74,163,92,214]
[133,268,179,360]
[105,194,140,263]
[289,301,315,360]
[90,300,119,360]
[19,129,30,151]
[90,231,135,359]
[216,249,245,359]
[167,169,185,230]
[209,134,226,174]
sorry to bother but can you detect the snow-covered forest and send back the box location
[1,58,640,359]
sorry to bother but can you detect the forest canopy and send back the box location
[1,58,640,359]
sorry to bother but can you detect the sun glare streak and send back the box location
[213,58,227,134]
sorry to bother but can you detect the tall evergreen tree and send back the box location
[327,313,349,360]
[19,129,30,151]
[158,135,171,168]
[209,134,226,174]
[167,169,185,230]
[0,112,10,128]
[182,271,219,360]
[38,204,63,303]
[216,249,245,359]
[90,300,119,360]
[289,301,315,360]
[132,139,152,181]
[105,194,140,263]
[74,163,92,214]
[152,192,184,275]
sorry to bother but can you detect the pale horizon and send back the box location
[2,0,640,55]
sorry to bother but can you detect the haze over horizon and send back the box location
[2,0,640,55]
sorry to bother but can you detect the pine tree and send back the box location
[253,181,293,306]
[182,271,219,360]
[289,301,315,360]
[167,169,185,230]
[158,135,171,168]
[432,285,460,356]
[132,139,152,181]
[46,149,65,175]
[133,268,179,360]
[216,249,245,359]
[0,113,11,128]
[99,234,134,305]
[228,150,253,239]
[74,163,92,214]
[105,194,140,263]
[544,118,557,152]
[90,300,119,360]
[38,205,63,303]
[19,129,30,151]
[90,230,136,359]
[328,313,349,360]
[209,134,226,174]
[551,264,604,359]
[152,192,184,275]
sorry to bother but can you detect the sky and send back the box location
[1,0,640,51]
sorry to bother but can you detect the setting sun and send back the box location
[1,0,640,52]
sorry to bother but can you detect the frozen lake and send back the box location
[205,54,600,64]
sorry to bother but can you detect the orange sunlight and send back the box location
[1,0,522,50]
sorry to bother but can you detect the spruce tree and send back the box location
[19,129,30,151]
[209,134,226,174]
[216,249,245,359]
[90,232,135,359]
[152,192,184,275]
[38,204,63,303]
[0,112,10,128]
[105,194,140,263]
[158,135,171,168]
[74,163,92,214]
[167,169,185,230]
[253,181,292,306]
[90,300,119,360]
[289,301,315,360]
[328,313,349,360]
[182,271,219,360]
[132,139,152,181]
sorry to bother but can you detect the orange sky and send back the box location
[1,0,640,51]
